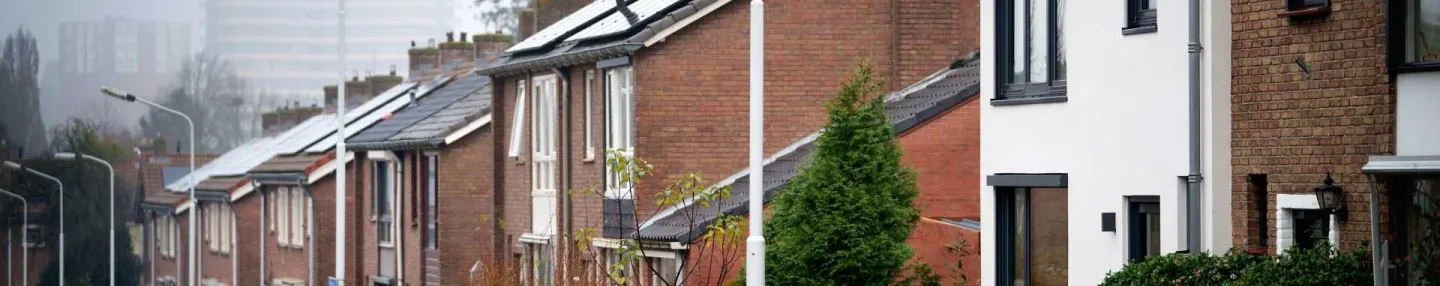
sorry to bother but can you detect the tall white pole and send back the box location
[334,0,349,284]
[4,164,62,286]
[58,153,116,286]
[745,0,765,285]
[0,188,25,286]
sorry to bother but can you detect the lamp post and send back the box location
[746,0,765,285]
[55,152,115,285]
[0,187,27,286]
[3,161,62,286]
[102,86,197,285]
[334,0,350,284]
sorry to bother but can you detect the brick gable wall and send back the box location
[436,129,498,285]
[1230,0,1393,253]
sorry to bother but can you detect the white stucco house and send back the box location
[977,0,1232,284]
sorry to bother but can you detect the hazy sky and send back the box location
[0,0,489,67]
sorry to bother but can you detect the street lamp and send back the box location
[1314,173,1347,221]
[746,0,766,285]
[55,152,115,285]
[0,187,27,286]
[102,86,197,285]
[3,161,63,286]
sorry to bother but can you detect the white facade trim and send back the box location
[1274,194,1339,253]
[444,114,492,145]
[643,0,734,47]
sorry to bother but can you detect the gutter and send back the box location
[475,43,644,77]
[1185,0,1205,253]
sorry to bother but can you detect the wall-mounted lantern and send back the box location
[1314,173,1347,221]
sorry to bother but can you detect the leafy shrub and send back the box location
[1100,242,1370,286]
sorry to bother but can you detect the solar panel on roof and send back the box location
[274,116,338,155]
[344,82,419,123]
[565,0,684,41]
[304,76,456,153]
[506,0,617,52]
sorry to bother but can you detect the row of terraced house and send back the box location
[8,0,1438,285]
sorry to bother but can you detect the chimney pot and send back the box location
[411,40,416,47]
[446,32,454,42]
[461,32,468,42]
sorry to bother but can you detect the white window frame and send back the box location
[532,75,560,236]
[290,188,306,247]
[278,188,291,247]
[207,203,218,252]
[1275,194,1340,253]
[584,70,596,161]
[375,160,397,247]
[508,79,529,160]
[604,66,636,199]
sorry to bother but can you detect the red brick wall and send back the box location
[631,0,973,218]
[1,229,54,286]
[907,218,981,286]
[566,65,606,245]
[898,0,980,86]
[436,129,498,284]
[198,195,263,286]
[259,175,344,286]
[495,78,534,257]
[1230,0,1392,253]
[356,151,426,285]
[899,98,980,220]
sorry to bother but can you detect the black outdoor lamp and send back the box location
[1314,173,1348,221]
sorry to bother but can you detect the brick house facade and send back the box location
[478,0,977,283]
[1229,0,1393,254]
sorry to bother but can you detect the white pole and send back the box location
[98,88,197,285]
[745,0,765,285]
[3,164,61,286]
[0,187,24,286]
[58,153,116,286]
[335,0,349,284]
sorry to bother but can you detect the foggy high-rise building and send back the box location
[204,0,452,101]
[49,17,192,130]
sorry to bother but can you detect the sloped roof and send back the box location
[251,153,334,175]
[347,72,493,151]
[476,0,724,76]
[636,53,981,242]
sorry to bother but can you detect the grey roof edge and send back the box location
[348,138,447,151]
[1362,155,1440,174]
[140,203,176,214]
[476,43,644,77]
[193,190,231,202]
[246,173,308,186]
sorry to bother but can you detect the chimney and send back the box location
[323,85,339,113]
[439,32,476,67]
[473,32,514,60]
[518,10,538,40]
[367,65,404,95]
[345,75,373,109]
[408,39,439,77]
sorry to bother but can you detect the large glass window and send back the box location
[1291,209,1331,250]
[998,0,1067,100]
[998,187,1068,286]
[605,66,635,199]
[1407,0,1440,63]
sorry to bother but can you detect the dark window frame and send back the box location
[995,0,1069,106]
[1388,0,1440,73]
[1251,174,1270,249]
[1123,0,1157,35]
[997,187,1068,286]
[1127,196,1161,262]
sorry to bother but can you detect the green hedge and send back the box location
[1100,243,1371,286]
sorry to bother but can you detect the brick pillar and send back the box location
[367,71,404,95]
[324,85,339,113]
[408,40,440,77]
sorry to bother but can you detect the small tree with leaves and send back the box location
[566,150,747,286]
[760,62,921,285]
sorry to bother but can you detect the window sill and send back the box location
[1122,25,1157,35]
[1391,62,1440,74]
[991,96,1068,106]
[1278,5,1329,18]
